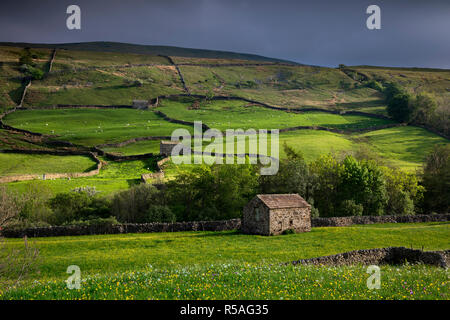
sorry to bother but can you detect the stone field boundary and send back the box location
[2,214,448,238]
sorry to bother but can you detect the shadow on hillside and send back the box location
[335,99,386,110]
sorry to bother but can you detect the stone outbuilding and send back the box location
[132,100,149,109]
[242,194,311,236]
[160,140,182,156]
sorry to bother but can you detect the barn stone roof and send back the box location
[256,194,310,209]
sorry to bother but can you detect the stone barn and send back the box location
[242,194,311,236]
[160,140,184,156]
[132,100,149,109]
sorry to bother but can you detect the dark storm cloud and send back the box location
[0,0,449,68]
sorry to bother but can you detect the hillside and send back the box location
[0,41,298,65]
[0,44,448,195]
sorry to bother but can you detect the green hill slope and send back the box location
[0,41,298,64]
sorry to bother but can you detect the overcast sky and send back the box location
[1,0,449,68]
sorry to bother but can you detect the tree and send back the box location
[339,156,387,216]
[0,187,21,228]
[18,48,34,66]
[112,184,163,223]
[413,92,437,124]
[260,143,312,200]
[309,155,387,217]
[167,163,258,221]
[309,154,344,217]
[387,93,414,123]
[384,82,404,101]
[0,187,39,292]
[382,167,423,215]
[422,145,450,214]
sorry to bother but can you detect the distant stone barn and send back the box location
[160,140,189,156]
[132,100,149,109]
[242,194,311,236]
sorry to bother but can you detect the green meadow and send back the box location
[3,108,193,146]
[157,98,392,131]
[0,153,96,176]
[51,49,170,71]
[23,66,185,106]
[360,126,449,170]
[4,158,156,196]
[1,222,449,299]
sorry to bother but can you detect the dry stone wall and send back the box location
[288,247,450,268]
[311,214,450,227]
[1,214,448,238]
[2,219,242,238]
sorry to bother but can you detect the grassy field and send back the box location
[51,49,170,71]
[0,129,48,150]
[3,108,193,146]
[160,125,445,173]
[1,222,448,299]
[3,157,157,196]
[360,126,449,170]
[0,153,96,176]
[179,64,386,111]
[157,98,392,131]
[351,66,450,108]
[23,66,185,106]
[2,45,448,113]
[102,139,161,155]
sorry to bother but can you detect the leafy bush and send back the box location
[422,145,450,214]
[384,82,405,101]
[365,80,383,92]
[412,93,437,124]
[27,67,44,80]
[112,184,164,223]
[387,93,414,123]
[309,154,387,217]
[382,167,423,215]
[260,143,313,200]
[2,220,51,231]
[337,200,364,216]
[146,205,175,223]
[18,184,53,224]
[0,187,24,228]
[167,163,259,221]
[18,48,34,67]
[62,216,119,227]
[48,191,112,225]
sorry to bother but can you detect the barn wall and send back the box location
[242,198,270,235]
[269,207,311,235]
